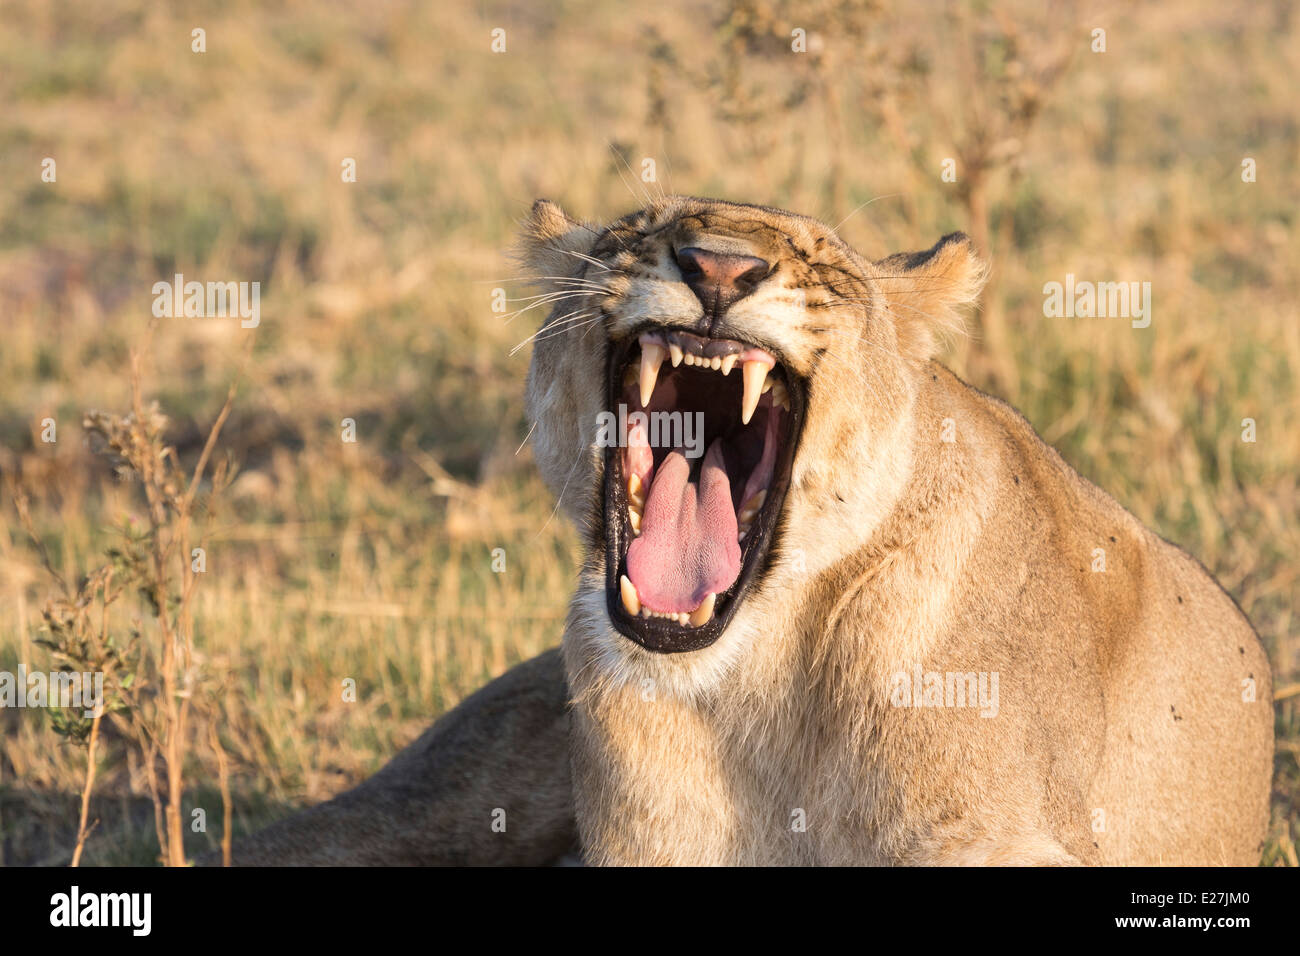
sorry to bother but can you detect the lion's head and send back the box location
[519,196,984,693]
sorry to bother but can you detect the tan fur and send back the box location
[217,650,575,865]
[226,197,1271,866]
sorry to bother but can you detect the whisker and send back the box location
[477,274,611,288]
[608,142,655,210]
[832,194,900,232]
[661,149,677,198]
[515,317,601,355]
[500,292,597,324]
[557,249,614,272]
[536,435,588,539]
[509,310,601,355]
[515,419,538,456]
[510,277,611,289]
[504,286,604,303]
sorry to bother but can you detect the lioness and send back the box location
[229,197,1272,866]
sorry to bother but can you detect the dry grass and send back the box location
[0,0,1295,865]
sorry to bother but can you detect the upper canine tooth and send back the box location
[689,592,716,627]
[668,343,684,367]
[640,343,665,407]
[720,354,737,376]
[620,575,640,616]
[741,360,768,424]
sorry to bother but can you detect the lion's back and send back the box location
[1088,534,1272,864]
[941,364,1272,864]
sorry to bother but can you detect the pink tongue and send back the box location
[626,440,740,613]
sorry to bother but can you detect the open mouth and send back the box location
[604,327,803,653]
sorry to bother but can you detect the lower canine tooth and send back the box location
[620,575,640,616]
[689,592,716,627]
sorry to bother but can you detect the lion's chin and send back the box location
[602,326,804,654]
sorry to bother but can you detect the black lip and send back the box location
[602,327,805,653]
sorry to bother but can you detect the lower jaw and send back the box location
[601,414,802,655]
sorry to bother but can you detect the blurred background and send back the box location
[0,0,1296,865]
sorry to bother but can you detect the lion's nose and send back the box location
[675,247,770,330]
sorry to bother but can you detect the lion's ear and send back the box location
[515,199,596,292]
[874,232,987,363]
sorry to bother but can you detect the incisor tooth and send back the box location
[640,343,665,406]
[721,354,737,376]
[710,356,722,370]
[689,592,716,627]
[668,343,683,367]
[620,575,640,616]
[770,379,789,410]
[741,360,768,425]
